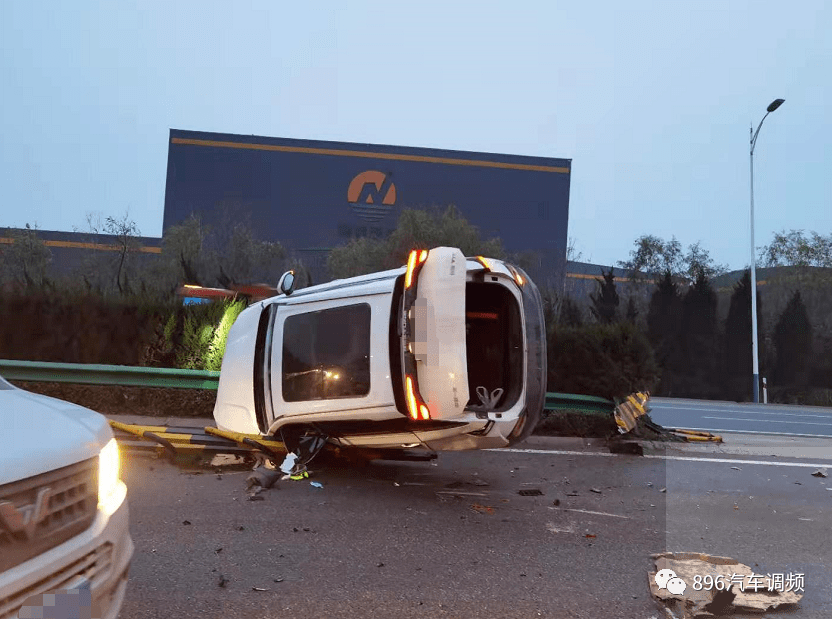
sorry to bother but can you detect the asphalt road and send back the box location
[117,436,832,618]
[649,397,832,437]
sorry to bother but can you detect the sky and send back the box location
[1,1,830,271]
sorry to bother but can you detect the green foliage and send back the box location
[723,271,765,400]
[618,234,683,278]
[205,300,246,371]
[618,235,727,280]
[589,269,619,324]
[677,272,722,398]
[170,299,247,370]
[547,322,659,400]
[624,297,639,324]
[759,229,832,268]
[327,205,505,278]
[773,291,813,387]
[683,241,729,280]
[157,214,288,290]
[0,223,53,287]
[559,296,584,328]
[647,270,684,395]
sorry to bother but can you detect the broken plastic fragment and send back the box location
[280,453,298,475]
[310,481,323,489]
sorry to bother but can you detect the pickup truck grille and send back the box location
[0,458,98,572]
[0,543,113,619]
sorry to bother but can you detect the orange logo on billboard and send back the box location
[347,171,396,222]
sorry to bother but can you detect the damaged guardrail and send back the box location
[5,360,722,443]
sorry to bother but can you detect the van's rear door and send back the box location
[412,247,469,419]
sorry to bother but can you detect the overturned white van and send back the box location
[213,247,547,454]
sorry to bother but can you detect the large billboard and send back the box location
[163,129,571,285]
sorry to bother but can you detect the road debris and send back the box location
[552,499,561,506]
[182,520,191,525]
[590,487,602,494]
[650,552,802,618]
[471,504,495,515]
[659,488,667,493]
[730,466,741,470]
[251,587,268,592]
[546,522,576,534]
[273,578,284,583]
[518,488,544,496]
[310,481,324,489]
[217,574,229,588]
[279,452,298,474]
[211,454,249,467]
[247,494,265,501]
[246,466,282,490]
[811,468,828,478]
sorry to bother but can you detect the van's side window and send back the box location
[282,303,371,402]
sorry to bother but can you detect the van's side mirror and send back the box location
[277,271,295,295]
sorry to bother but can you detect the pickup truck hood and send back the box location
[0,387,111,484]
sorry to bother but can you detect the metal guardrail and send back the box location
[1,359,619,414]
[544,392,615,414]
[0,359,219,390]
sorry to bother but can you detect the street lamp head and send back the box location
[767,99,785,113]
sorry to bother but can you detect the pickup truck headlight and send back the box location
[98,438,126,515]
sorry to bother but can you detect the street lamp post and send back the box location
[749,98,784,403]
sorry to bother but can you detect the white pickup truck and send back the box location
[213,247,547,454]
[0,376,133,619]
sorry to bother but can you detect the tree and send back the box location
[104,212,141,294]
[589,269,619,324]
[328,205,504,279]
[618,235,683,279]
[647,270,683,395]
[683,241,729,280]
[153,214,288,291]
[559,296,584,328]
[759,229,832,268]
[72,210,143,295]
[0,223,52,287]
[723,270,764,400]
[547,322,659,400]
[624,297,639,324]
[773,291,813,387]
[618,235,728,281]
[677,271,721,398]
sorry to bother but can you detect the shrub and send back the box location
[547,322,659,400]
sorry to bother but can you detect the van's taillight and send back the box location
[405,375,431,420]
[405,249,429,289]
[475,256,492,270]
[508,265,525,286]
